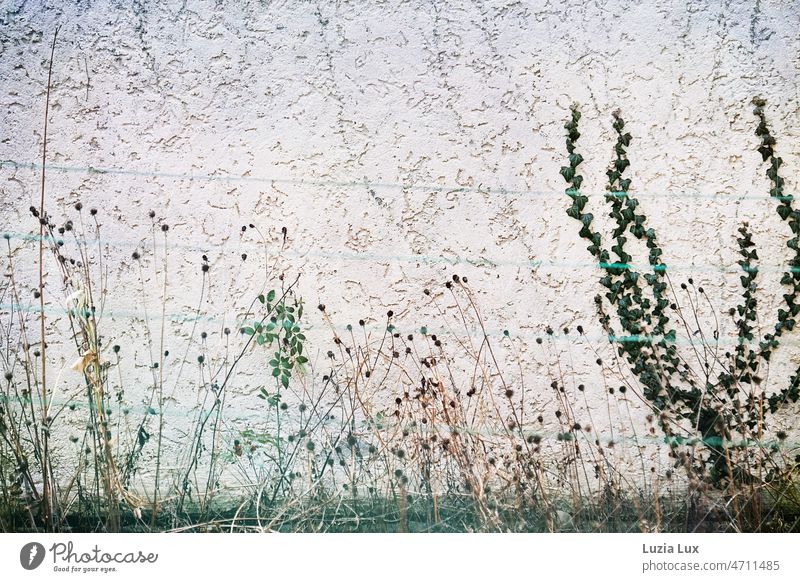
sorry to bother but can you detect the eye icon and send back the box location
[20,542,46,570]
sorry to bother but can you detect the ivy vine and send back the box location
[560,99,800,485]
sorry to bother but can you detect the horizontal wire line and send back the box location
[2,167,798,342]
[1,158,796,202]
[0,393,793,448]
[2,230,799,274]
[0,300,795,348]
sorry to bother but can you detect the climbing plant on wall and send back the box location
[560,99,800,487]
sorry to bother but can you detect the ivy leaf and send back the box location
[569,153,584,167]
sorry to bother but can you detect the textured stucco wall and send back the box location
[1,0,799,489]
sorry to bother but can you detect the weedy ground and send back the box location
[1,208,798,533]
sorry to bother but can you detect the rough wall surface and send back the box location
[1,0,799,489]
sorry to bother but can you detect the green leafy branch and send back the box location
[751,98,800,413]
[243,289,307,392]
[752,98,800,346]
[561,106,686,418]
